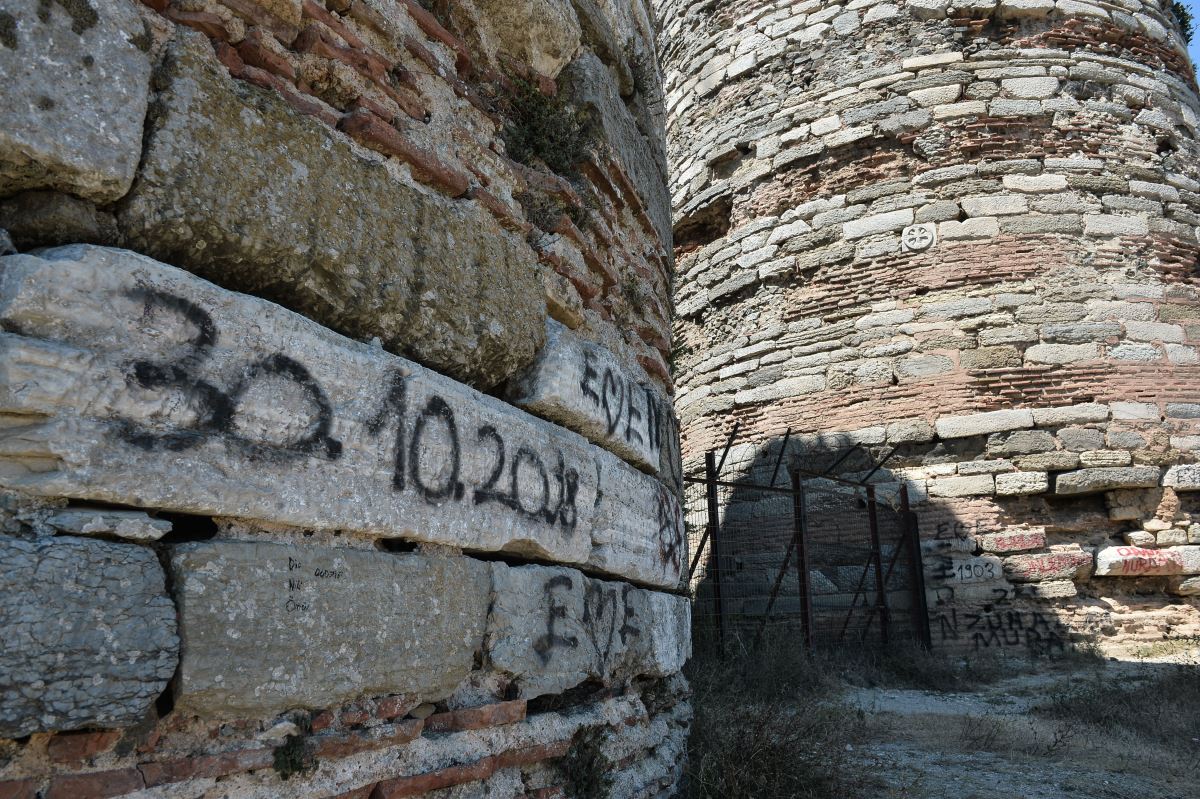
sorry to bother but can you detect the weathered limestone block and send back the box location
[0,246,684,588]
[1163,464,1200,490]
[995,471,1049,496]
[934,409,1033,438]
[508,319,675,477]
[1169,576,1200,596]
[977,529,1046,553]
[0,534,178,736]
[1094,545,1200,577]
[928,474,994,497]
[0,0,151,202]
[486,562,689,698]
[1003,549,1092,581]
[1055,466,1162,494]
[171,541,489,718]
[118,33,543,389]
[44,507,171,541]
[565,50,672,247]
[455,0,582,77]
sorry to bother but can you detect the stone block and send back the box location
[1163,464,1200,490]
[1024,343,1100,364]
[961,194,1028,216]
[842,208,913,239]
[1079,450,1132,467]
[1055,467,1162,495]
[1124,530,1156,547]
[1110,402,1159,420]
[1001,77,1059,99]
[0,246,685,588]
[1031,403,1109,426]
[928,552,1006,585]
[935,409,1034,438]
[939,217,1000,239]
[171,542,490,717]
[0,535,178,736]
[0,0,151,202]
[117,33,543,388]
[987,430,1055,456]
[486,562,690,699]
[928,474,995,497]
[1003,549,1092,582]
[464,0,581,77]
[1083,214,1149,237]
[1156,528,1188,546]
[886,418,935,443]
[1025,580,1076,598]
[977,529,1046,553]
[1058,427,1105,452]
[1169,576,1200,596]
[43,508,171,541]
[1094,545,1200,577]
[1014,451,1080,471]
[508,320,675,479]
[995,471,1049,495]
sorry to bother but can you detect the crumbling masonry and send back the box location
[0,1,689,797]
[659,0,1200,656]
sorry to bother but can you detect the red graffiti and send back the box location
[1115,547,1182,575]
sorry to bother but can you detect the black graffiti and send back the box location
[120,288,342,461]
[408,396,465,503]
[578,349,672,459]
[472,425,579,530]
[117,290,585,530]
[933,519,986,542]
[581,582,643,668]
[655,485,683,573]
[932,606,1066,656]
[534,575,579,664]
[535,576,642,667]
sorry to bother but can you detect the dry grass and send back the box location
[683,645,868,799]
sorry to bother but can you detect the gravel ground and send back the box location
[843,656,1200,799]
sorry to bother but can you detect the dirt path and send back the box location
[843,660,1200,799]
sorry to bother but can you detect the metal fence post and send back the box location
[901,484,932,650]
[865,484,891,646]
[705,450,726,655]
[791,471,814,650]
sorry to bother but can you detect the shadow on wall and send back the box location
[685,434,1086,661]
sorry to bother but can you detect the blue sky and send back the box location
[1187,0,1200,71]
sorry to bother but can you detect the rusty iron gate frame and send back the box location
[685,432,932,654]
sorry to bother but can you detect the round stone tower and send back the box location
[659,0,1200,655]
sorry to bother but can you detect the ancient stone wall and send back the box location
[659,0,1200,657]
[0,1,689,797]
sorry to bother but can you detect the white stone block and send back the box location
[936,409,1035,438]
[0,246,685,589]
[996,471,1049,495]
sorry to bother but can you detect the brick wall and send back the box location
[658,0,1200,658]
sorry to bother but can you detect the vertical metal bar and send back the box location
[866,485,890,646]
[792,470,814,650]
[767,428,792,488]
[714,421,741,478]
[705,450,726,655]
[901,484,933,651]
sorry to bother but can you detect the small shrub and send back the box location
[502,77,598,177]
[1172,1,1194,43]
[561,728,613,799]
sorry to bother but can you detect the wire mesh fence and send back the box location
[685,442,930,659]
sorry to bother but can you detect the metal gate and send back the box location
[685,428,931,655]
